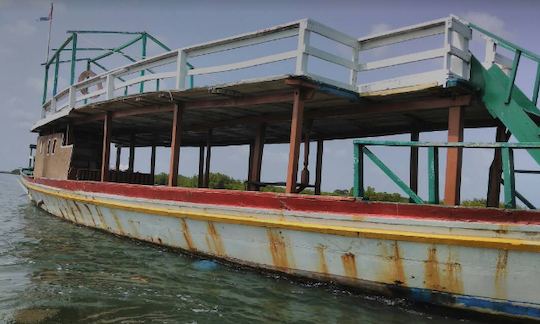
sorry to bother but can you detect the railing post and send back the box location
[68,86,76,109]
[505,50,521,104]
[501,147,516,208]
[295,20,310,75]
[428,146,440,204]
[53,54,60,96]
[106,74,115,100]
[349,43,359,88]
[353,143,364,198]
[483,38,497,68]
[50,96,57,112]
[176,50,187,90]
[70,33,78,85]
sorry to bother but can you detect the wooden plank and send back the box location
[168,104,183,186]
[314,139,323,195]
[188,51,297,75]
[444,106,464,206]
[359,18,446,50]
[286,89,305,193]
[359,48,445,72]
[101,112,112,182]
[358,69,446,94]
[305,46,356,69]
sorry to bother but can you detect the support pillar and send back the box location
[487,125,509,207]
[286,89,305,194]
[198,145,205,188]
[115,145,121,171]
[300,122,312,188]
[128,133,135,173]
[444,106,464,205]
[410,130,419,202]
[248,123,265,191]
[203,129,212,188]
[100,112,112,182]
[168,104,183,186]
[314,139,324,195]
[150,144,156,180]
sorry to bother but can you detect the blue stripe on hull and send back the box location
[408,287,540,320]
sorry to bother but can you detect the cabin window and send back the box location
[47,140,51,155]
[52,139,57,154]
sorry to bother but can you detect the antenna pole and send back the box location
[45,2,54,62]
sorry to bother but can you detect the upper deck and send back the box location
[33,16,485,146]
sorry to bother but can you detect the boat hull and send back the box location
[21,176,540,320]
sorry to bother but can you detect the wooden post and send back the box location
[128,133,135,173]
[300,123,311,187]
[115,145,121,171]
[286,89,305,194]
[203,129,212,188]
[101,112,112,182]
[410,130,419,201]
[198,145,205,188]
[168,104,183,186]
[444,106,464,206]
[248,123,265,191]
[150,144,156,180]
[314,139,323,195]
[247,142,254,187]
[487,125,509,207]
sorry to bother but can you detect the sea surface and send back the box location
[0,174,500,323]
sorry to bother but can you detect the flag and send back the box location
[38,3,53,22]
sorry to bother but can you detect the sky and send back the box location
[0,0,539,205]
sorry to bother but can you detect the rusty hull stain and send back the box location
[494,249,509,299]
[377,241,407,286]
[94,206,108,230]
[341,253,358,278]
[110,210,125,235]
[206,221,225,256]
[424,246,464,294]
[180,219,195,250]
[267,229,291,270]
[316,245,329,275]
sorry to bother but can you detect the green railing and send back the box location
[469,23,540,105]
[353,140,540,209]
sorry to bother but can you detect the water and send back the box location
[0,174,493,323]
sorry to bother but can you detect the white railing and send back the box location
[42,16,473,118]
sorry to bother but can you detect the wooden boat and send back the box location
[21,16,540,320]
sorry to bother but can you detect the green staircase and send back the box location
[468,24,540,166]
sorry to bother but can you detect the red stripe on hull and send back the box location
[26,177,540,224]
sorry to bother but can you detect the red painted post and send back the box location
[286,89,305,194]
[487,125,509,207]
[248,123,265,191]
[314,139,323,195]
[168,104,183,187]
[101,112,112,182]
[444,106,464,206]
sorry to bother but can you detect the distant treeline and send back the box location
[0,169,20,175]
[154,172,500,206]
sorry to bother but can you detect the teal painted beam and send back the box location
[42,65,49,104]
[505,50,521,104]
[352,140,540,149]
[90,35,143,62]
[45,35,73,67]
[533,63,540,106]
[362,146,424,204]
[53,53,60,96]
[139,33,147,93]
[427,147,440,204]
[67,30,144,35]
[353,144,363,198]
[501,147,516,209]
[70,33,78,85]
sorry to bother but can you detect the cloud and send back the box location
[462,12,512,39]
[367,23,392,37]
[3,19,37,37]
[25,76,43,94]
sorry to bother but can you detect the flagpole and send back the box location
[45,2,53,63]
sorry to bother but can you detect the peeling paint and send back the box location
[180,219,195,250]
[316,245,329,274]
[341,253,358,278]
[267,229,290,269]
[495,249,509,299]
